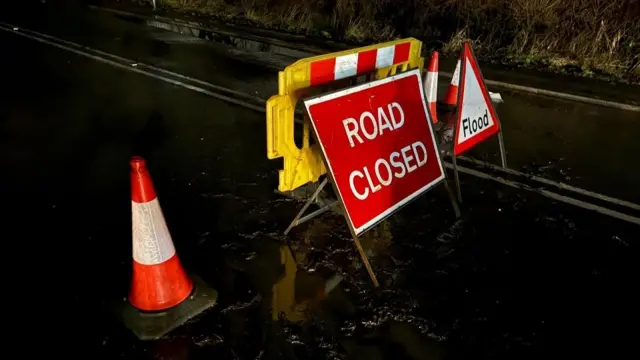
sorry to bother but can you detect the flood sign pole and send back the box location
[498,129,508,169]
[450,116,463,204]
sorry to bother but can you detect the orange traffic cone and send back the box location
[123,156,217,340]
[443,59,461,107]
[129,156,193,311]
[423,51,439,124]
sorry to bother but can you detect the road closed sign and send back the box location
[453,43,501,156]
[304,69,445,235]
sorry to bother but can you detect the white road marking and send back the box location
[0,21,265,112]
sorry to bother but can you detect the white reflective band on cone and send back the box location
[425,71,438,102]
[451,60,461,86]
[132,199,176,265]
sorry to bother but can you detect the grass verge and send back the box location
[135,0,640,82]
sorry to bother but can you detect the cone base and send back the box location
[122,275,217,340]
[129,254,193,311]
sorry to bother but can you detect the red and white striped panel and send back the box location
[309,42,411,86]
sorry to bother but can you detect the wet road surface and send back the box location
[1,3,639,360]
[4,3,640,203]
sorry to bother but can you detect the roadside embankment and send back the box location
[136,0,640,83]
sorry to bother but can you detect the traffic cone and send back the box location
[438,58,460,147]
[443,59,461,107]
[423,51,439,124]
[122,156,217,341]
[129,156,192,311]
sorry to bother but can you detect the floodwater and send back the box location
[1,2,639,360]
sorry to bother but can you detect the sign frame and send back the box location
[303,68,458,237]
[449,42,508,203]
[288,67,460,287]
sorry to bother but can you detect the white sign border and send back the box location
[304,68,446,236]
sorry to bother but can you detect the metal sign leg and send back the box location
[451,154,462,203]
[443,180,461,218]
[284,178,328,235]
[498,129,508,169]
[296,200,339,227]
[350,233,380,288]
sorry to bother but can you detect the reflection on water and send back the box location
[216,215,442,360]
[272,244,314,323]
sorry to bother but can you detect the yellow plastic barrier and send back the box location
[267,38,425,192]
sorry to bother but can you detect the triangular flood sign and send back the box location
[453,42,501,156]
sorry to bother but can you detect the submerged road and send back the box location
[1,3,639,360]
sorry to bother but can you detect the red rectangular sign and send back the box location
[304,69,445,235]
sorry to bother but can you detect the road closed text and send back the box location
[342,102,429,200]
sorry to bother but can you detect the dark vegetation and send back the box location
[158,0,639,81]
